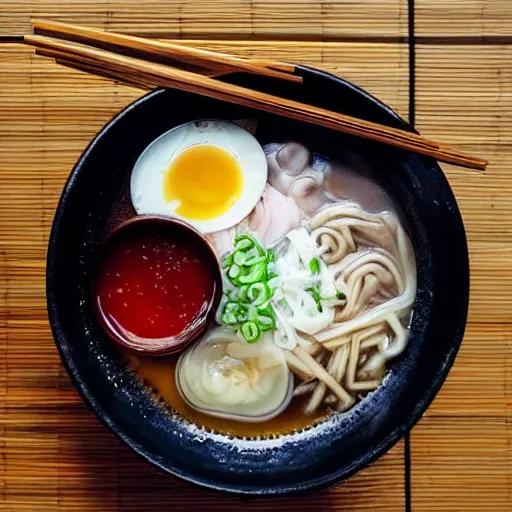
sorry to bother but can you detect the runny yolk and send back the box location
[163,144,244,221]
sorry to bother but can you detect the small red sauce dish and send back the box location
[91,216,222,355]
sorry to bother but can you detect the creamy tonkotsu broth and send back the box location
[114,125,416,438]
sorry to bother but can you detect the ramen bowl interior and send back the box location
[47,68,469,495]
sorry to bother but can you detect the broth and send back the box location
[126,352,328,437]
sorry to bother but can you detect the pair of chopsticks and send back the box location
[23,19,487,171]
[30,19,301,84]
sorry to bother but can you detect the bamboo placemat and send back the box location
[1,2,511,511]
[416,0,512,37]
[0,1,407,38]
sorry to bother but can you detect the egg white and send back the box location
[130,120,268,233]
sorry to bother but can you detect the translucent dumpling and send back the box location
[176,327,293,422]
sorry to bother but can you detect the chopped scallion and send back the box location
[228,264,240,280]
[218,234,277,341]
[309,257,320,275]
[241,321,260,343]
[233,250,247,266]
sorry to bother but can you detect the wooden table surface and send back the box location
[1,1,511,510]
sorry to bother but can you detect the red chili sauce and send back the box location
[94,220,216,350]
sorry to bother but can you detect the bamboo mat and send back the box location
[416,0,512,37]
[0,1,407,38]
[0,2,511,511]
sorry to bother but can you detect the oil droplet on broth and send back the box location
[163,144,244,221]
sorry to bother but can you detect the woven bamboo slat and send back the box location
[416,46,512,145]
[421,323,512,417]
[415,45,512,323]
[0,0,407,39]
[438,149,512,240]
[409,41,512,510]
[410,417,512,511]
[416,0,512,36]
[0,429,405,510]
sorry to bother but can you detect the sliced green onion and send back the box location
[238,284,249,302]
[228,264,240,280]
[239,262,266,284]
[224,301,239,313]
[235,234,264,255]
[233,250,247,266]
[247,283,264,302]
[243,246,258,260]
[256,301,272,312]
[246,305,258,322]
[237,312,248,323]
[248,282,270,306]
[219,234,280,342]
[222,312,237,325]
[307,287,323,312]
[222,253,234,268]
[234,238,253,251]
[256,315,275,331]
[309,257,320,275]
[244,255,266,266]
[241,321,260,343]
[255,303,276,330]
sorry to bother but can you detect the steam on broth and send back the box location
[100,121,416,438]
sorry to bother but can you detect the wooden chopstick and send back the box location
[35,45,223,79]
[36,50,155,90]
[24,34,486,170]
[243,58,297,74]
[59,59,155,90]
[31,19,302,84]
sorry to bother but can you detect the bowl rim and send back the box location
[46,65,469,495]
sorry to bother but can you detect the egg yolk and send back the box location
[163,144,244,221]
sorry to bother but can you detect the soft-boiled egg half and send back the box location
[130,120,268,233]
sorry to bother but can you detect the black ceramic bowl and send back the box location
[46,66,469,495]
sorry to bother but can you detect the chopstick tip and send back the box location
[31,18,45,27]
